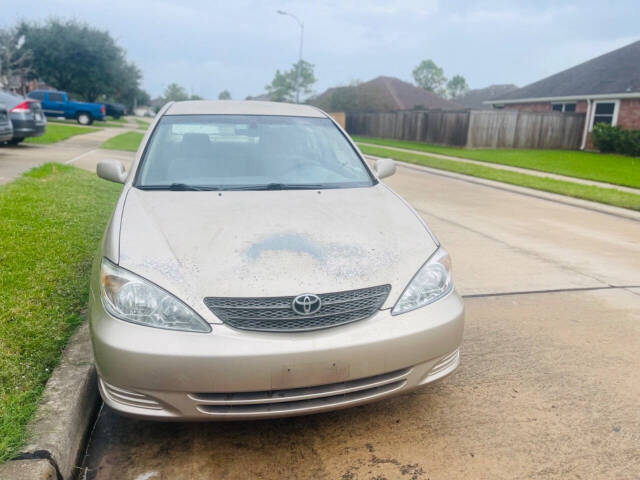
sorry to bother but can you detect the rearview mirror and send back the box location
[97,159,127,184]
[373,157,396,179]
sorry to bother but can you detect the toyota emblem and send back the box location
[292,294,322,315]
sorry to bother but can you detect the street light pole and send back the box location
[277,10,304,103]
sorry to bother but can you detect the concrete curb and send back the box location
[0,323,100,480]
[358,141,640,195]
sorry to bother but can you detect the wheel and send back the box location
[8,137,24,145]
[77,113,92,125]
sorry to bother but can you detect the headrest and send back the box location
[181,133,211,153]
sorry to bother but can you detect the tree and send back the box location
[0,26,32,94]
[412,59,447,95]
[108,60,142,110]
[218,89,231,100]
[189,94,204,100]
[163,83,189,102]
[266,60,316,102]
[134,88,151,107]
[446,75,469,99]
[19,19,135,102]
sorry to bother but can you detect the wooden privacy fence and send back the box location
[346,109,586,149]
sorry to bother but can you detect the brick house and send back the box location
[486,40,640,149]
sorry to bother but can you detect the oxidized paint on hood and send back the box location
[117,184,437,322]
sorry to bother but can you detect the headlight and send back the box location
[100,258,211,333]
[392,248,453,315]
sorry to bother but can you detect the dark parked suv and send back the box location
[0,90,46,145]
[105,102,126,119]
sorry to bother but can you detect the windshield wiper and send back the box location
[137,183,219,191]
[168,183,212,191]
[138,183,329,191]
[223,183,327,191]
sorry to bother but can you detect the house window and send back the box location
[551,103,576,112]
[590,100,619,130]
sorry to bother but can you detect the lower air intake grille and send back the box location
[204,284,391,332]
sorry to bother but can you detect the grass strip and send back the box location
[24,123,100,145]
[135,119,151,130]
[48,118,124,128]
[105,116,126,123]
[0,164,121,461]
[354,137,640,189]
[101,131,144,152]
[361,145,640,211]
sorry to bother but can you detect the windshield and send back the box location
[135,115,375,190]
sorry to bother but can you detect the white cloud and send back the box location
[2,0,638,98]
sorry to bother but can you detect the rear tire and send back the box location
[8,137,24,145]
[77,113,92,125]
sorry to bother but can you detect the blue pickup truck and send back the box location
[27,90,105,125]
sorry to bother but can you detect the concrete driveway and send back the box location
[0,126,134,184]
[72,160,640,479]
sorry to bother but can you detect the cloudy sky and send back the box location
[3,0,638,100]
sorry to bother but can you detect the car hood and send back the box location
[117,184,437,322]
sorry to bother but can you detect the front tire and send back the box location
[77,113,93,125]
[8,137,24,145]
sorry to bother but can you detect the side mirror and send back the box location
[97,159,127,184]
[373,157,396,179]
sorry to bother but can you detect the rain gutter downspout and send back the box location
[580,98,592,150]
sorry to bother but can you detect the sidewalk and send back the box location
[357,141,640,195]
[0,126,131,185]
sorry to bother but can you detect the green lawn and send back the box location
[361,145,640,211]
[136,119,150,130]
[354,137,640,189]
[101,131,144,152]
[24,123,100,145]
[0,164,121,461]
[105,115,126,123]
[47,117,123,128]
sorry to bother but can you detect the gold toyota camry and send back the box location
[89,100,464,420]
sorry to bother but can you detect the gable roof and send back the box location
[456,84,518,109]
[309,76,463,112]
[491,40,640,102]
[369,76,463,110]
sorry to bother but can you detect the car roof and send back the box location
[165,100,327,118]
[0,89,23,107]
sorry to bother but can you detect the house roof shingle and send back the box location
[491,40,640,102]
[309,76,463,112]
[456,84,518,109]
[370,76,463,110]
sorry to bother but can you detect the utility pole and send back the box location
[277,10,304,103]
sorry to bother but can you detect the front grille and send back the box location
[205,284,391,332]
[190,367,411,416]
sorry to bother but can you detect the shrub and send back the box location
[592,123,640,157]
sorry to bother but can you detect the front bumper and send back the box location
[90,290,464,420]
